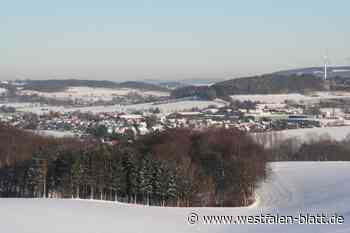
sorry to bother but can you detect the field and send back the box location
[0,88,7,94]
[231,92,350,104]
[33,130,78,138]
[18,86,170,101]
[1,162,349,233]
[253,126,350,145]
[0,100,225,114]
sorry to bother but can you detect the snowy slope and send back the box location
[1,162,349,233]
[253,126,350,145]
[33,130,78,138]
[4,100,225,114]
[231,92,350,104]
[18,86,170,101]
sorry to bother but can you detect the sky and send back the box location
[1,0,350,81]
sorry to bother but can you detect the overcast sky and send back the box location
[1,0,350,81]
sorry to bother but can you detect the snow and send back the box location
[231,92,350,104]
[119,114,144,119]
[33,130,78,138]
[333,69,350,73]
[0,102,40,108]
[254,126,350,145]
[1,162,349,233]
[231,94,308,104]
[18,86,169,102]
[4,100,225,115]
[178,111,202,115]
[0,87,7,94]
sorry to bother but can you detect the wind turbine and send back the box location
[323,55,329,81]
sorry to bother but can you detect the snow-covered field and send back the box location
[254,126,350,146]
[231,93,308,104]
[2,100,225,115]
[124,100,226,114]
[33,130,78,138]
[18,86,170,102]
[281,126,350,141]
[231,92,350,104]
[1,162,349,233]
[0,87,7,94]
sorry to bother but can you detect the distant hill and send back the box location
[21,79,169,92]
[171,74,327,100]
[213,74,326,96]
[157,81,189,90]
[118,81,169,92]
[18,66,350,98]
[142,79,221,90]
[22,79,118,92]
[171,66,350,100]
[274,66,350,79]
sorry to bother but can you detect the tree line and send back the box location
[171,74,326,100]
[254,131,350,161]
[0,124,267,207]
[268,137,350,161]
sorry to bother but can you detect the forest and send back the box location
[0,124,266,207]
[171,74,326,100]
[254,131,350,161]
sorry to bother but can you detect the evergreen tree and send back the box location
[137,156,152,205]
[165,172,177,205]
[25,159,43,197]
[121,155,137,203]
[150,161,162,205]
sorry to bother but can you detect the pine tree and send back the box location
[111,158,126,201]
[25,159,42,197]
[121,155,137,203]
[137,156,152,205]
[165,172,177,205]
[71,155,84,198]
[150,161,162,205]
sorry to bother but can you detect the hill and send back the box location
[171,66,350,100]
[274,66,350,79]
[117,81,169,92]
[171,74,326,100]
[213,74,325,96]
[21,79,168,92]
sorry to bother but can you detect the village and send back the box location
[1,96,350,144]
